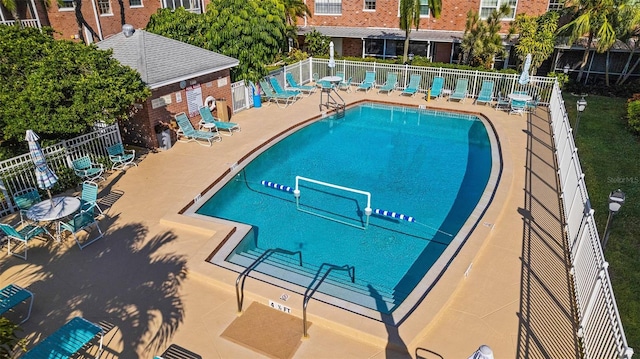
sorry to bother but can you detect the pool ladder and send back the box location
[235,248,303,313]
[303,264,355,338]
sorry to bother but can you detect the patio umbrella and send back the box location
[328,41,336,74]
[25,130,58,201]
[468,345,494,359]
[519,53,532,86]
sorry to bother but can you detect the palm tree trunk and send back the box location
[118,0,125,25]
[576,35,593,83]
[403,30,410,64]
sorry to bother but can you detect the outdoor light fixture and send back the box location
[564,64,570,74]
[602,189,626,250]
[574,96,587,138]
[408,53,414,63]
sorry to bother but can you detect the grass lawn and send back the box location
[563,92,639,350]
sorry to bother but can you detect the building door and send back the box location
[433,42,453,63]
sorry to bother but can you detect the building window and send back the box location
[419,0,430,16]
[479,0,516,19]
[364,0,375,10]
[130,0,142,6]
[315,0,342,15]
[59,0,74,9]
[163,0,201,13]
[547,0,564,11]
[97,0,112,14]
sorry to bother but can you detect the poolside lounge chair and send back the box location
[474,80,494,106]
[427,76,444,100]
[22,317,103,359]
[285,72,316,96]
[494,91,510,111]
[12,187,41,224]
[377,72,398,95]
[0,284,33,324]
[448,78,469,102]
[338,76,353,92]
[357,71,376,92]
[58,203,103,250]
[510,99,527,116]
[72,156,105,182]
[175,112,221,146]
[401,74,422,97]
[78,180,103,217]
[0,222,48,260]
[198,106,241,136]
[259,79,297,108]
[106,142,136,171]
[269,77,302,98]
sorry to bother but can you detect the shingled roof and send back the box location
[97,28,239,89]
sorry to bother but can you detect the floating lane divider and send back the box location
[261,180,293,193]
[373,209,415,223]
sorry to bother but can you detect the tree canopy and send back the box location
[147,0,287,83]
[511,12,559,75]
[460,4,513,69]
[0,26,150,154]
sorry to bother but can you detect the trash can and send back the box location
[158,129,172,151]
[216,99,229,122]
[252,84,262,108]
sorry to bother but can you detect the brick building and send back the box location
[97,25,238,149]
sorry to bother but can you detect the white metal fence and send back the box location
[0,124,122,218]
[549,83,634,359]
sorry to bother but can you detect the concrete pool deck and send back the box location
[0,88,580,358]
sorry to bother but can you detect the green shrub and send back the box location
[626,98,640,134]
[0,317,24,357]
[51,165,81,194]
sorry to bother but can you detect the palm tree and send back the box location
[558,0,620,83]
[460,3,512,69]
[399,0,441,63]
[282,0,311,26]
[614,2,640,85]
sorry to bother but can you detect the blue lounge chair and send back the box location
[401,74,422,97]
[269,77,301,98]
[448,78,469,102]
[198,106,241,136]
[285,72,316,96]
[357,71,376,92]
[0,284,33,324]
[12,187,41,224]
[0,222,48,260]
[377,72,398,95]
[259,79,297,108]
[174,112,221,146]
[106,142,136,171]
[72,156,105,182]
[22,317,103,359]
[427,76,444,100]
[475,80,494,106]
[58,203,103,250]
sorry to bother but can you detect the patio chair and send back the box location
[12,187,41,224]
[338,76,353,92]
[78,181,103,217]
[198,106,241,136]
[72,156,105,182]
[448,78,469,102]
[58,203,103,250]
[526,94,540,113]
[0,284,33,324]
[269,77,301,98]
[106,142,136,171]
[357,71,376,92]
[21,317,103,359]
[259,79,297,108]
[0,222,48,260]
[312,73,332,88]
[401,74,422,97]
[510,99,527,116]
[475,80,494,106]
[285,72,316,96]
[174,112,221,146]
[377,72,398,95]
[494,91,511,111]
[427,76,444,100]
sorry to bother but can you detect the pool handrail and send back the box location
[235,248,303,313]
[303,264,355,337]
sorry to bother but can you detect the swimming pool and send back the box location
[196,102,500,317]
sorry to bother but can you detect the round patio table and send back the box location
[26,197,81,241]
[508,93,532,102]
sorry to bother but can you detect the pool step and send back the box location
[228,248,398,312]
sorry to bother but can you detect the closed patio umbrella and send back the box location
[519,53,532,86]
[328,41,335,75]
[25,130,58,201]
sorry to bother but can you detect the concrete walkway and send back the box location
[0,88,580,358]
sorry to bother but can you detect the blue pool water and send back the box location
[197,103,493,314]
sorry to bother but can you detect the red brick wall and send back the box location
[121,69,233,149]
[48,0,159,41]
[303,0,548,32]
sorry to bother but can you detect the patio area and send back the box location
[0,88,579,358]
